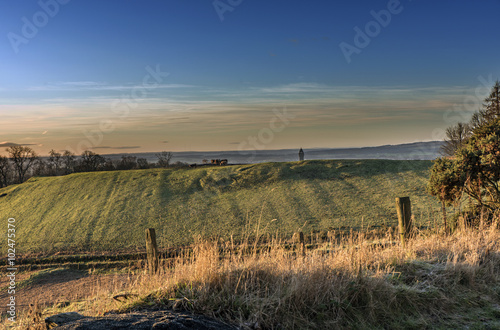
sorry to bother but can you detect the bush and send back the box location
[428,81,500,227]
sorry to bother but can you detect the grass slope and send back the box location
[0,159,439,253]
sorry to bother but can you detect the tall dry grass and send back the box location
[11,223,500,329]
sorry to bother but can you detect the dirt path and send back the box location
[1,269,238,329]
[0,269,134,311]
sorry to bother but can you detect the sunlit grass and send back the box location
[7,225,500,329]
[0,159,438,254]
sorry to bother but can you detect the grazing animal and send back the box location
[220,159,228,165]
[189,163,197,168]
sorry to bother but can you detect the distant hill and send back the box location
[0,159,441,253]
[100,141,444,164]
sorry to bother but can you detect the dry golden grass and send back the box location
[8,223,500,329]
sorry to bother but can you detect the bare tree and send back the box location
[102,158,116,171]
[33,158,48,176]
[7,146,38,183]
[48,149,63,175]
[440,122,470,157]
[0,156,12,187]
[117,156,137,170]
[137,158,150,169]
[62,150,76,174]
[155,151,173,168]
[78,150,105,172]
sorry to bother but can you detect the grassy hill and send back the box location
[0,159,440,253]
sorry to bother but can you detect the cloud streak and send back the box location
[0,82,475,154]
[0,142,37,148]
[93,146,141,150]
[25,82,197,92]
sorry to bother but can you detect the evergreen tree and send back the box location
[429,81,500,227]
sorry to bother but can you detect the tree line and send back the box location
[0,148,175,188]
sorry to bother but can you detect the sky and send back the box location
[1,0,499,156]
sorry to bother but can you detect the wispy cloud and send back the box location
[26,82,196,92]
[0,82,476,154]
[59,81,105,87]
[0,142,37,148]
[258,83,333,94]
[3,82,471,108]
[256,83,470,96]
[93,146,141,150]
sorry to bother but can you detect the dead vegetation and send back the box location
[6,222,500,329]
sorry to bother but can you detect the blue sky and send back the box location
[1,0,499,155]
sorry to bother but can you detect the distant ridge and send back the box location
[98,141,444,164]
[305,141,443,161]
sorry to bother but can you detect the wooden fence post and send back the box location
[145,228,159,274]
[395,197,413,247]
[293,231,306,257]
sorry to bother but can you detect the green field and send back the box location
[0,159,440,253]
